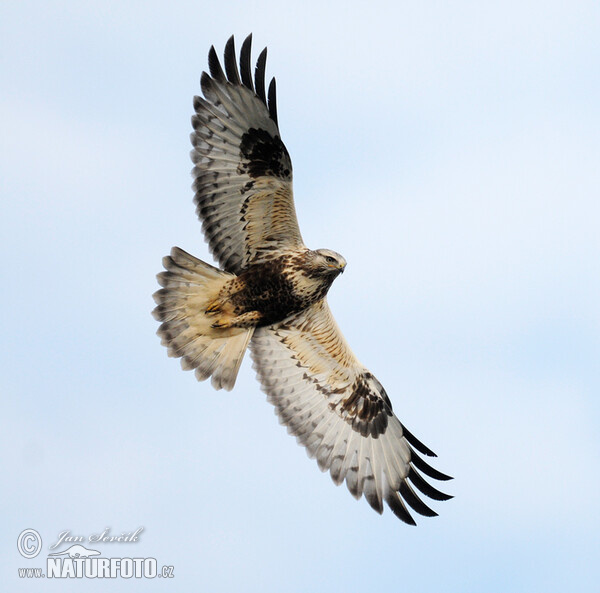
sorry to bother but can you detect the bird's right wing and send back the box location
[250,300,452,524]
[191,35,304,274]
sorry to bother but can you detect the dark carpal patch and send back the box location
[239,128,292,180]
[330,372,393,438]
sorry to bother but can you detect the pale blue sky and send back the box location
[2,1,599,591]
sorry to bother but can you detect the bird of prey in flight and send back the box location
[153,35,452,524]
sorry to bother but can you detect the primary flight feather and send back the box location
[153,34,452,524]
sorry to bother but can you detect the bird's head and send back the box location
[311,249,347,277]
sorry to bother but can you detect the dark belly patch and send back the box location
[232,259,305,327]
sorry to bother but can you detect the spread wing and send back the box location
[191,34,303,274]
[250,300,452,524]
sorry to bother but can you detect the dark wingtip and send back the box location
[199,71,215,99]
[240,34,254,91]
[408,467,453,501]
[385,490,417,525]
[401,423,437,457]
[409,447,453,482]
[255,47,268,104]
[268,76,278,126]
[399,481,438,517]
[208,46,226,82]
[224,35,241,84]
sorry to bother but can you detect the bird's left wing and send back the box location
[250,300,452,524]
[191,35,303,275]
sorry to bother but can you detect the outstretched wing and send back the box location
[250,300,452,524]
[191,34,303,274]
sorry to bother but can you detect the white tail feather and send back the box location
[153,247,253,391]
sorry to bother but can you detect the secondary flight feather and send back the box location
[153,34,452,524]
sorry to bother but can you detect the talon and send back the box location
[205,301,220,314]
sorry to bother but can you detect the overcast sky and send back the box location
[2,1,599,591]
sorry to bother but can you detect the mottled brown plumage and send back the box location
[153,35,452,524]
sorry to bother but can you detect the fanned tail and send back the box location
[152,247,253,391]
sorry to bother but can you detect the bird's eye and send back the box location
[325,256,336,264]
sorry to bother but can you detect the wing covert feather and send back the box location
[250,300,452,524]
